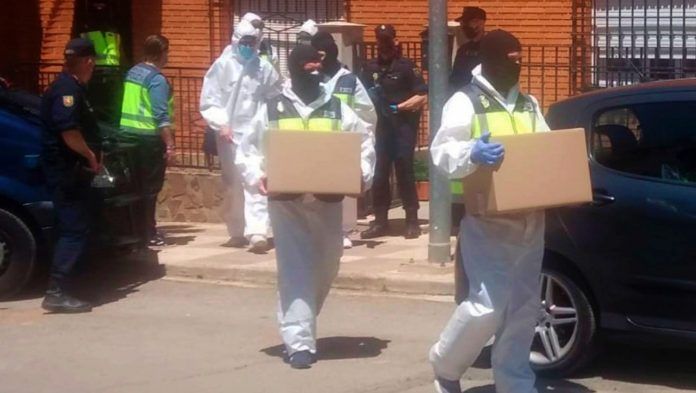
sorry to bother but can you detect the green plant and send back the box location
[413,158,429,182]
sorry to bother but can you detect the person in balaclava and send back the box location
[429,29,550,393]
[241,12,280,72]
[311,31,376,249]
[449,7,487,93]
[235,45,375,369]
[200,19,281,252]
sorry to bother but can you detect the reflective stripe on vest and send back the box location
[332,73,357,108]
[81,31,120,66]
[268,95,342,132]
[119,64,174,135]
[451,84,538,198]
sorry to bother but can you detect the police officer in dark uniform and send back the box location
[40,38,102,313]
[360,24,428,239]
[450,7,487,94]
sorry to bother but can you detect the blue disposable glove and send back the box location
[471,132,505,166]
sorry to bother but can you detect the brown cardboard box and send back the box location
[265,130,362,196]
[463,128,593,215]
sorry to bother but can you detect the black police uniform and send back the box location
[41,72,101,290]
[450,40,482,93]
[360,55,427,226]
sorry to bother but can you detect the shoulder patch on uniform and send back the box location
[413,67,421,76]
[372,72,379,82]
[479,95,490,109]
[62,95,74,108]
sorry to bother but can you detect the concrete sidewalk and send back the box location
[155,204,458,297]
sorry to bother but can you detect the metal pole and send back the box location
[428,0,451,264]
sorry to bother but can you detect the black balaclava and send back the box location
[289,45,323,104]
[311,32,341,77]
[480,29,522,94]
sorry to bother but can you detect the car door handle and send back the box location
[592,189,615,206]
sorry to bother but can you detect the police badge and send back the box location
[479,95,490,109]
[523,102,535,112]
[277,101,284,113]
[62,95,74,108]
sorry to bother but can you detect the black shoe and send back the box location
[288,350,315,369]
[221,237,249,248]
[148,232,166,247]
[42,292,92,314]
[404,221,421,239]
[360,222,389,239]
[434,376,461,393]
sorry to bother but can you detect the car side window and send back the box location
[592,102,696,184]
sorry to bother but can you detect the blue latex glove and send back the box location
[471,132,505,166]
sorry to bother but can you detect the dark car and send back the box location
[0,86,146,299]
[455,79,696,376]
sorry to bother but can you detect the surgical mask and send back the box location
[238,45,255,61]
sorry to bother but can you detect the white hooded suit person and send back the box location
[429,30,550,393]
[235,45,375,369]
[200,20,281,251]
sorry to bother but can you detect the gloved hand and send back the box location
[471,132,505,166]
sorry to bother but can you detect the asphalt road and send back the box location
[1,258,696,393]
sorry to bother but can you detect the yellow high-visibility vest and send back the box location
[81,31,121,66]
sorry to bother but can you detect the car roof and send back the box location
[551,78,696,109]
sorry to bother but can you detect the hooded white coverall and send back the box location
[200,20,281,239]
[429,65,550,393]
[236,85,376,356]
[240,12,280,72]
[323,66,377,236]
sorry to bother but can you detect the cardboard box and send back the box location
[265,130,362,196]
[463,128,592,215]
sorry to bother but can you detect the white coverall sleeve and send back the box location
[235,103,269,187]
[430,92,479,179]
[199,59,230,131]
[340,102,376,189]
[263,65,283,99]
[352,78,377,137]
[530,95,551,132]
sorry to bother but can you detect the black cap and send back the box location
[455,7,487,22]
[64,38,97,58]
[375,24,396,40]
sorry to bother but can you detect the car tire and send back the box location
[0,208,37,299]
[531,266,598,377]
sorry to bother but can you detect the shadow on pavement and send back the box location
[260,336,391,361]
[463,380,595,393]
[11,247,165,308]
[576,341,696,391]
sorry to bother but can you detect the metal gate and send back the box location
[588,0,696,87]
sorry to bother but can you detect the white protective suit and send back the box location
[236,84,376,356]
[200,20,281,239]
[322,66,377,235]
[429,65,550,393]
[241,12,280,71]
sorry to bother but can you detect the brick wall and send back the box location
[38,0,76,65]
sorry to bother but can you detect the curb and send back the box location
[164,264,455,297]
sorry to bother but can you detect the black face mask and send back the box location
[484,60,521,94]
[311,33,340,76]
[463,26,478,39]
[289,45,323,104]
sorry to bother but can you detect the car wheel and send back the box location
[530,266,598,377]
[0,208,37,299]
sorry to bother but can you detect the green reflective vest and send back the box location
[451,84,538,201]
[268,95,342,132]
[332,73,357,108]
[119,64,174,135]
[81,31,121,66]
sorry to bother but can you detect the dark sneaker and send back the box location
[404,221,421,239]
[360,222,389,239]
[42,293,92,314]
[148,233,166,247]
[288,350,315,369]
[434,377,461,393]
[222,237,249,248]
